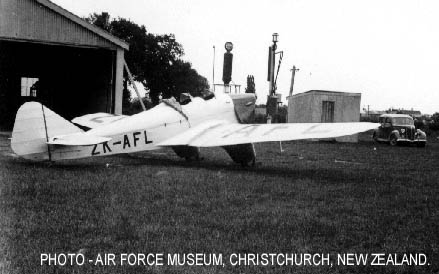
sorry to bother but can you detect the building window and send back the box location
[321,101,335,123]
[21,77,39,97]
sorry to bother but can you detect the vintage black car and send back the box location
[373,114,426,147]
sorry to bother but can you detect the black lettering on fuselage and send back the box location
[91,144,100,155]
[102,142,112,153]
[91,131,153,156]
[133,132,141,147]
[123,135,131,149]
[144,131,153,144]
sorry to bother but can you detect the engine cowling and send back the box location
[230,93,256,124]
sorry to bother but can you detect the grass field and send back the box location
[1,131,438,273]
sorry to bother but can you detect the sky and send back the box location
[52,0,439,114]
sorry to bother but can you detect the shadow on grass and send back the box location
[124,153,367,184]
[5,146,372,188]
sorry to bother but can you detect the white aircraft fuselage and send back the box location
[11,93,255,163]
[83,93,242,158]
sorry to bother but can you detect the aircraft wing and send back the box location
[158,120,379,147]
[72,113,127,129]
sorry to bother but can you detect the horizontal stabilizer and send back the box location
[72,113,127,129]
[48,133,111,146]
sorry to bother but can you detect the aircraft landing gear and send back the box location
[171,146,201,161]
[241,157,256,167]
[223,143,256,167]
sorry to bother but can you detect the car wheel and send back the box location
[389,135,398,146]
[417,142,426,148]
[373,132,379,143]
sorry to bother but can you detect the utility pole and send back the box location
[212,45,215,92]
[266,33,280,123]
[289,66,300,97]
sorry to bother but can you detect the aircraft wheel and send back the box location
[373,132,379,143]
[185,155,201,162]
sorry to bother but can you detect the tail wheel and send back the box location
[389,135,398,146]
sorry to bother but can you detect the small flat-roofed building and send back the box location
[0,0,129,129]
[287,90,362,142]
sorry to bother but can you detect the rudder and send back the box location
[11,102,83,161]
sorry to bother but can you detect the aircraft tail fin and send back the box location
[11,102,83,161]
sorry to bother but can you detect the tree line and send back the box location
[85,12,209,111]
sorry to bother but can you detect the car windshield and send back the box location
[392,117,414,126]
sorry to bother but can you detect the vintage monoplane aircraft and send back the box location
[11,93,378,166]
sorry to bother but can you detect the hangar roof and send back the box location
[0,0,129,50]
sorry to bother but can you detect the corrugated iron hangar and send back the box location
[0,0,128,129]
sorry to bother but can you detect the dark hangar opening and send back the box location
[0,0,128,130]
[0,40,115,129]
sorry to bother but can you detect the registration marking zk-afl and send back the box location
[91,130,153,156]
